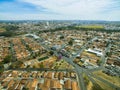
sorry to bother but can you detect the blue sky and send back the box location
[0,0,120,21]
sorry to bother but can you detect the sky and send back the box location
[0,0,120,21]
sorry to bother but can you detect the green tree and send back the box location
[3,55,12,64]
[60,35,64,39]
[22,87,29,90]
[0,62,4,74]
[40,63,44,68]
[68,39,73,46]
[49,51,54,55]
[84,75,90,85]
[97,60,102,66]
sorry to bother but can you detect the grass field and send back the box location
[93,78,116,90]
[0,28,6,32]
[53,59,73,69]
[93,70,120,87]
[77,25,104,29]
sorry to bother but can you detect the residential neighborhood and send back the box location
[0,21,120,90]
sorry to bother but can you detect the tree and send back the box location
[84,75,90,85]
[92,84,104,90]
[22,87,29,90]
[97,60,102,66]
[49,51,54,55]
[3,55,12,64]
[60,35,64,39]
[5,25,19,31]
[68,39,73,46]
[0,62,4,74]
[39,62,44,68]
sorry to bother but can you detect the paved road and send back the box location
[87,40,111,72]
[28,35,119,90]
[63,56,87,90]
[101,43,112,67]
[6,68,75,72]
[90,72,120,90]
[72,37,98,59]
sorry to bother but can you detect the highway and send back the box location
[63,56,87,90]
[90,72,120,90]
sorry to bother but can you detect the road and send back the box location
[72,37,98,59]
[63,56,87,90]
[90,72,120,90]
[36,36,87,90]
[6,68,75,72]
[26,35,119,90]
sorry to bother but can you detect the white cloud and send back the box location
[1,0,120,20]
[19,0,113,14]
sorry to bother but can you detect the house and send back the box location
[50,80,62,89]
[64,80,72,90]
[7,80,15,88]
[46,72,52,79]
[31,79,38,90]
[58,72,64,80]
[106,60,114,65]
[66,72,70,78]
[70,72,76,78]
[72,81,79,90]
[54,72,59,78]
[16,84,24,90]
[44,79,51,88]
[26,81,32,89]
[85,48,103,56]
[25,34,39,39]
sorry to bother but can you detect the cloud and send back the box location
[19,0,112,13]
[0,0,120,20]
[0,1,47,14]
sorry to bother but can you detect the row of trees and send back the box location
[4,25,19,31]
[38,25,120,34]
[0,25,20,37]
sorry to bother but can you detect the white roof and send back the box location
[86,48,103,56]
[25,34,39,39]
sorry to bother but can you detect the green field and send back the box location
[77,25,104,29]
[0,28,6,32]
[93,71,120,87]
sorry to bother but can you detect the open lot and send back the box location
[93,70,120,87]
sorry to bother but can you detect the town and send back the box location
[0,21,120,90]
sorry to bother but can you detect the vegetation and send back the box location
[94,71,120,87]
[68,39,73,46]
[49,51,54,55]
[0,62,4,74]
[4,25,19,31]
[59,35,64,39]
[77,25,104,29]
[97,60,102,66]
[0,25,22,37]
[3,55,12,64]
[93,78,116,90]
[39,62,44,68]
[106,52,112,56]
[9,61,23,68]
[38,56,49,61]
[83,74,90,85]
[22,87,29,90]
[0,30,22,37]
[0,28,6,32]
[92,84,104,90]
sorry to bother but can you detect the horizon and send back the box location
[0,19,120,22]
[0,0,120,21]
